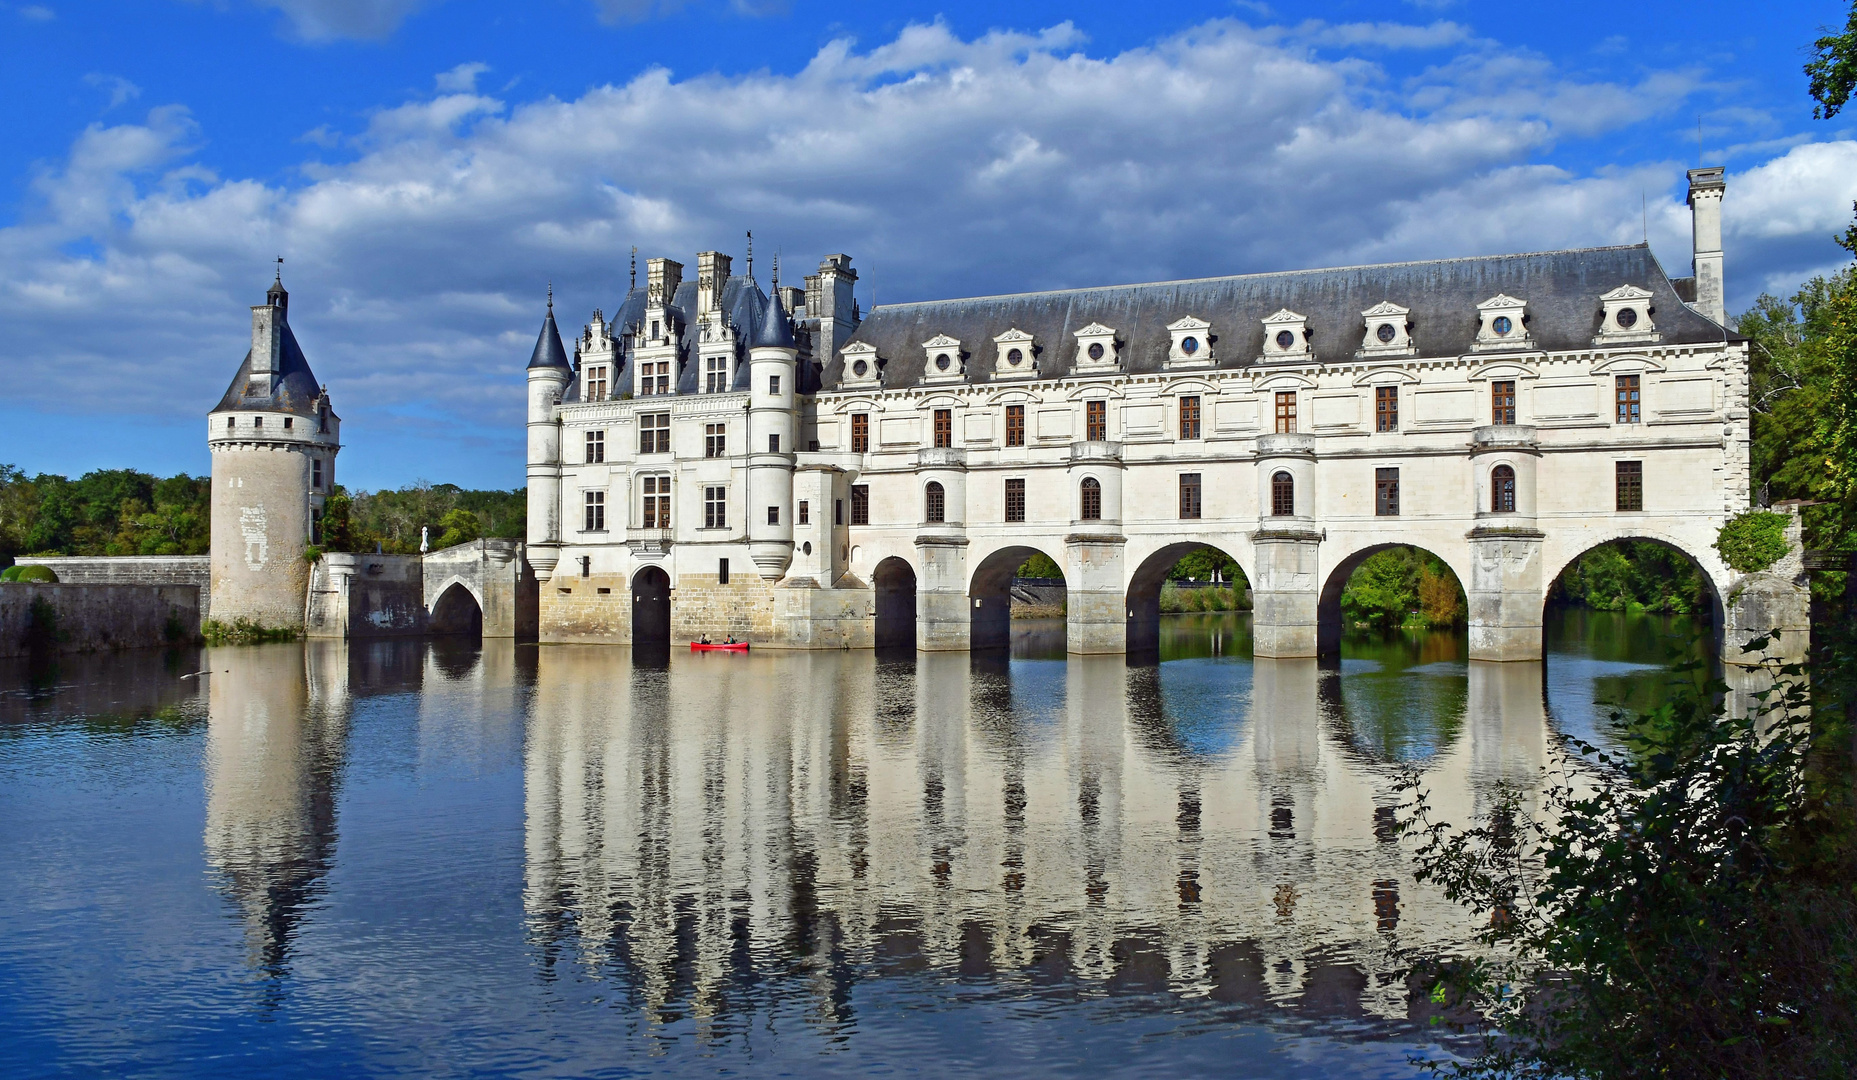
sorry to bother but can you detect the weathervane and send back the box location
[629,246,636,292]
[746,230,753,279]
[547,281,553,311]
[274,256,283,282]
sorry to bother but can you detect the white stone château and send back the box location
[527,169,1766,660]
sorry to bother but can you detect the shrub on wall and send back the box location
[1715,510,1792,574]
[12,565,56,583]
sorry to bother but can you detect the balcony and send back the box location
[1255,432,1316,458]
[916,447,968,469]
[625,528,673,555]
[1471,424,1539,451]
[1069,440,1122,463]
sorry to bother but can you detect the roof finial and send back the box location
[746,230,753,279]
[547,281,553,311]
[772,250,780,289]
[274,256,283,284]
[629,246,637,292]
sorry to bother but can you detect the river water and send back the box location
[0,610,1705,1079]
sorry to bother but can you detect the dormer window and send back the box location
[1473,295,1534,351]
[1358,301,1414,357]
[921,334,965,383]
[841,342,882,388]
[586,365,608,401]
[651,319,661,340]
[1166,317,1215,368]
[1074,323,1120,372]
[1260,310,1311,362]
[993,328,1036,379]
[1596,285,1658,344]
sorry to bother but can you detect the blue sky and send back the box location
[2,0,1855,489]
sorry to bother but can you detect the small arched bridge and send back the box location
[307,539,537,641]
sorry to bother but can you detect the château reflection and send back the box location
[521,645,1554,1032]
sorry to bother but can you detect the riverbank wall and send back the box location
[0,582,200,657]
[12,556,212,619]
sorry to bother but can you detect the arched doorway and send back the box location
[631,565,672,653]
[1126,542,1250,659]
[873,557,917,652]
[968,545,1066,652]
[429,582,484,638]
[1316,545,1468,658]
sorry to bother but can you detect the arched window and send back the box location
[1079,477,1102,521]
[1491,465,1516,514]
[1271,471,1295,517]
[924,481,945,523]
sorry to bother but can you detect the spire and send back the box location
[527,286,571,371]
[772,251,779,289]
[629,247,636,293]
[745,230,753,280]
[753,288,796,350]
[266,257,288,317]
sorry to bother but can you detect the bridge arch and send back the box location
[968,542,1067,651]
[1126,540,1251,658]
[1316,542,1471,656]
[1543,532,1727,646]
[873,555,918,652]
[429,578,484,637]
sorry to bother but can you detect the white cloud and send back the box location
[83,72,143,109]
[2,16,1852,484]
[250,0,432,41]
[18,4,54,21]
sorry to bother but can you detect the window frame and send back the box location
[1004,478,1026,523]
[1079,477,1103,521]
[1616,460,1643,512]
[850,413,869,454]
[933,408,953,449]
[797,500,809,526]
[1491,464,1517,513]
[583,490,606,532]
[1274,392,1298,434]
[1005,404,1025,448]
[924,481,946,523]
[703,423,725,459]
[641,474,671,529]
[703,485,728,529]
[1615,374,1641,424]
[1491,380,1517,426]
[1178,396,1201,440]
[1086,400,1107,442]
[1271,471,1295,517]
[850,484,870,526]
[1374,467,1399,517]
[586,429,606,464]
[1375,386,1398,432]
[704,355,728,394]
[638,412,671,455]
[1179,473,1202,519]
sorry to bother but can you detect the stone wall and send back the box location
[422,539,537,639]
[306,554,425,638]
[14,556,212,617]
[0,583,200,657]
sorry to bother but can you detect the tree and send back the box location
[1807,2,1857,119]
[432,508,482,550]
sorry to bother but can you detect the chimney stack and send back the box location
[1687,167,1726,326]
[695,251,732,319]
[646,257,683,307]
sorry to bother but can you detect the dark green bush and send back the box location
[13,564,56,583]
[1715,510,1793,574]
[0,565,19,582]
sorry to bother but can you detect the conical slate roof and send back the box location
[210,311,328,417]
[753,293,795,349]
[527,299,571,370]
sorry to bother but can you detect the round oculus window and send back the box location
[802,541,812,555]
[852,359,868,376]
[1275,330,1296,350]
[1088,342,1105,360]
[1616,307,1638,329]
[1492,315,1513,335]
[1007,348,1023,365]
[935,353,951,371]
[1376,323,1397,343]
[1181,336,1199,355]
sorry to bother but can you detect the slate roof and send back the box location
[560,272,790,404]
[210,318,330,417]
[823,244,1736,391]
[527,302,570,370]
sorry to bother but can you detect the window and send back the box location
[797,501,809,526]
[283,417,293,430]
[311,459,322,490]
[1375,467,1400,517]
[1274,392,1297,434]
[704,486,727,528]
[705,355,728,393]
[1179,396,1201,440]
[1005,478,1026,523]
[1005,404,1025,447]
[254,416,263,428]
[1492,380,1516,425]
[851,484,870,525]
[767,506,780,526]
[1375,386,1398,432]
[718,558,729,585]
[641,475,671,528]
[768,375,781,396]
[851,413,869,453]
[1086,400,1107,441]
[1616,375,1641,424]
[1616,461,1643,512]
[584,490,606,532]
[639,412,670,454]
[924,481,945,523]
[1179,473,1202,519]
[933,409,952,448]
[1491,465,1516,513]
[587,365,608,402]
[639,358,671,396]
[228,417,235,429]
[650,319,660,339]
[768,433,781,454]
[704,423,725,458]
[1079,477,1102,521]
[835,499,844,525]
[1271,471,1295,516]
[585,429,605,463]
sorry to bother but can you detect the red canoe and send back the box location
[689,641,750,652]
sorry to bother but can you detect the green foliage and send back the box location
[201,618,300,645]
[1015,551,1063,579]
[0,465,210,557]
[1158,582,1248,612]
[432,508,483,550]
[1166,546,1246,586]
[302,545,324,564]
[1340,547,1464,630]
[0,565,19,582]
[1715,510,1792,574]
[1400,636,1857,1078]
[1806,1,1857,119]
[340,480,525,554]
[1551,540,1711,613]
[11,564,57,583]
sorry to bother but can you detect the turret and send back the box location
[525,288,572,579]
[747,280,799,579]
[1687,166,1727,326]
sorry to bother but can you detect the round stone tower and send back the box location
[207,271,340,630]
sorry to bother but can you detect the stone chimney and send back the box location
[695,251,732,318]
[249,300,282,393]
[1687,167,1726,326]
[812,254,859,366]
[646,257,683,307]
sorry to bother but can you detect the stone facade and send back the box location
[0,582,199,657]
[526,170,1768,660]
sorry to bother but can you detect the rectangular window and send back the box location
[311,459,322,490]
[835,499,844,526]
[1005,404,1025,447]
[718,558,729,585]
[1274,392,1297,434]
[1616,461,1643,511]
[1086,400,1107,441]
[253,416,263,428]
[768,375,781,396]
[704,423,725,458]
[1616,375,1641,424]
[1492,380,1516,425]
[851,413,869,453]
[1179,396,1201,440]
[283,417,293,430]
[585,429,605,463]
[650,319,660,339]
[639,359,671,396]
[1375,467,1400,517]
[767,506,780,526]
[934,409,952,448]
[768,433,781,454]
[797,501,809,525]
[587,365,608,402]
[1179,473,1202,519]
[639,412,670,454]
[1005,478,1026,523]
[583,490,605,532]
[850,484,870,526]
[1375,386,1398,432]
[641,475,671,529]
[704,486,727,529]
[705,356,728,394]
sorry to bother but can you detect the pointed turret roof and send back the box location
[527,289,571,370]
[753,291,795,350]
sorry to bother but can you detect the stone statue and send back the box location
[420,526,429,554]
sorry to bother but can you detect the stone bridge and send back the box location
[306,539,537,640]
